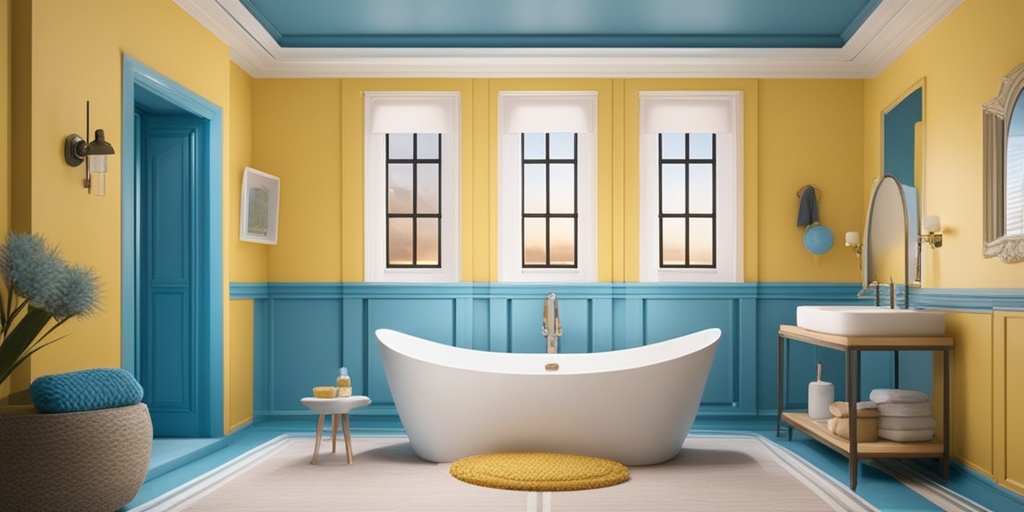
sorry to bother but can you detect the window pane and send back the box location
[689,163,714,214]
[689,218,714,265]
[417,133,440,160]
[388,163,413,214]
[549,133,575,160]
[389,133,414,160]
[661,133,686,159]
[416,218,439,265]
[661,217,687,266]
[549,163,576,214]
[523,218,547,265]
[661,164,686,214]
[418,163,440,214]
[523,164,547,214]
[523,133,546,160]
[388,218,413,265]
[549,217,576,266]
[689,133,714,160]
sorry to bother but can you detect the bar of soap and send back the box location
[313,386,337,398]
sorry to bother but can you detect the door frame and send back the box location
[121,54,224,436]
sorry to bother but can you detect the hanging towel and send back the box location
[796,185,820,226]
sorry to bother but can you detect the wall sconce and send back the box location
[845,231,863,267]
[64,101,115,196]
[918,215,943,248]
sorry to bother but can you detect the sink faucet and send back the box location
[869,280,880,307]
[888,276,895,309]
[542,292,562,354]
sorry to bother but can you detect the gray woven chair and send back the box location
[0,403,152,511]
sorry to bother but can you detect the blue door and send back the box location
[138,111,207,437]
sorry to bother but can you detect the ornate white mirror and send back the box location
[983,63,1024,263]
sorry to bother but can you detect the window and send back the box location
[365,93,460,282]
[639,92,742,282]
[498,92,597,282]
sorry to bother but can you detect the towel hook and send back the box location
[796,185,822,202]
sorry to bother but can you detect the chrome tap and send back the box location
[888,276,895,309]
[542,292,562,354]
[869,280,880,307]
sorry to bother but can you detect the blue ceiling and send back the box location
[238,0,881,49]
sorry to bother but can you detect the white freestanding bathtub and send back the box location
[375,327,721,465]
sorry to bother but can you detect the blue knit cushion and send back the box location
[30,368,144,414]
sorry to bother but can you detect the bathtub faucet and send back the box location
[542,292,562,354]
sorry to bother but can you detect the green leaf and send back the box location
[0,308,53,385]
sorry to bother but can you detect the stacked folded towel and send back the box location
[827,401,879,442]
[869,388,936,442]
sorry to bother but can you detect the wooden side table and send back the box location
[300,396,372,465]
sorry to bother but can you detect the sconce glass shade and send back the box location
[845,231,861,246]
[923,215,942,233]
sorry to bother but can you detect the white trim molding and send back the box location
[176,0,962,79]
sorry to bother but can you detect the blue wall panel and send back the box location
[238,282,987,425]
[268,298,343,413]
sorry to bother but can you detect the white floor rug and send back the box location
[130,434,875,511]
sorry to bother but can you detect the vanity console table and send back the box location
[777,325,952,490]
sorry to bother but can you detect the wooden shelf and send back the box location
[777,325,951,489]
[781,412,944,459]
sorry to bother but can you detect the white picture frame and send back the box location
[239,167,280,245]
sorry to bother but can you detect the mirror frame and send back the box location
[862,175,911,295]
[982,62,1024,263]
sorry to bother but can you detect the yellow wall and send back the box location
[1,0,252,432]
[226,62,256,431]
[0,0,10,400]
[256,77,863,284]
[865,0,1024,492]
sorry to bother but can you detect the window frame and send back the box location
[498,91,597,283]
[639,91,743,283]
[364,92,460,283]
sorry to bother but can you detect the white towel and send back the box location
[878,415,937,431]
[869,388,930,404]
[878,402,933,417]
[878,428,935,442]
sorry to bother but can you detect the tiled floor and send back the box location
[126,418,1024,511]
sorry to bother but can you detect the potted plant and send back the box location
[0,232,100,389]
[0,233,154,511]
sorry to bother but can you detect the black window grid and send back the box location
[386,133,442,268]
[521,133,579,268]
[658,133,717,268]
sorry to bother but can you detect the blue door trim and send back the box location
[122,54,224,436]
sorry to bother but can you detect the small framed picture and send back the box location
[240,167,280,245]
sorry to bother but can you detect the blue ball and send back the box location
[803,225,835,255]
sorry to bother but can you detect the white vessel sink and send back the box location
[796,305,945,337]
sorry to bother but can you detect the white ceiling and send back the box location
[176,0,962,78]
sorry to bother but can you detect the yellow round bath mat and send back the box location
[449,452,630,491]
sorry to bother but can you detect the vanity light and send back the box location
[919,215,943,248]
[845,231,863,265]
[64,101,115,196]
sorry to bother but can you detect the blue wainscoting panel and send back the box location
[644,298,737,409]
[235,281,992,426]
[267,298,343,413]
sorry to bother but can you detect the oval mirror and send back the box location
[862,175,913,297]
[983,63,1024,263]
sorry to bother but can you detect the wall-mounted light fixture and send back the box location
[918,215,943,249]
[64,101,115,196]
[845,231,863,267]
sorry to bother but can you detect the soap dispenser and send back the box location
[336,367,352,397]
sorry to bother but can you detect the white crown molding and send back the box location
[175,0,963,79]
